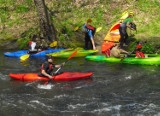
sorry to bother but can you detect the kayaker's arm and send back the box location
[119,48,129,54]
[90,38,96,50]
[55,62,65,68]
[41,69,52,79]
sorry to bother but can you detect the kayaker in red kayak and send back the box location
[39,56,65,79]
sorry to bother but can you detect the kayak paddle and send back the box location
[45,50,78,84]
[96,27,102,33]
[49,41,58,48]
[121,49,135,61]
[20,54,30,62]
[54,50,77,74]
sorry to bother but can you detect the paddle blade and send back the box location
[49,41,57,47]
[20,54,30,61]
[96,27,102,33]
[74,26,79,31]
[67,50,78,60]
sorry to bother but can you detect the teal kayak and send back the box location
[85,55,160,65]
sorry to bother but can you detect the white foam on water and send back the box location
[54,94,69,99]
[37,84,54,89]
[67,103,87,110]
[142,103,159,114]
[91,104,122,113]
[0,73,9,81]
[125,75,132,80]
[74,84,89,89]
[30,100,53,109]
[91,107,111,113]
[25,81,37,86]
[109,105,122,110]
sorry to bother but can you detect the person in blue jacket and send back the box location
[82,19,96,50]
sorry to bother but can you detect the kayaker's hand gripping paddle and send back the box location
[54,50,77,75]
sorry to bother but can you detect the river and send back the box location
[0,50,160,116]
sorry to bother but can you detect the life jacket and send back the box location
[82,24,96,36]
[41,62,54,75]
[136,43,145,58]
[86,25,95,31]
[136,43,142,51]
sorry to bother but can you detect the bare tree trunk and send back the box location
[33,0,56,42]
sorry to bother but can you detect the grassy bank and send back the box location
[0,0,160,52]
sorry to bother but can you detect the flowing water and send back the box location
[0,50,160,116]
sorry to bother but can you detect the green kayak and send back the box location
[85,55,160,65]
[47,48,98,58]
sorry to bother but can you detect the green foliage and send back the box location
[15,5,29,13]
[17,37,30,49]
[141,43,155,54]
[1,0,160,50]
[17,27,39,49]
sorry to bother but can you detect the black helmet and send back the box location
[47,56,54,60]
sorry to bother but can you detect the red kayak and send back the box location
[9,72,93,82]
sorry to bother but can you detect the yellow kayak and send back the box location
[47,48,98,58]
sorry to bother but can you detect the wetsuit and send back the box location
[83,24,96,50]
[119,17,133,47]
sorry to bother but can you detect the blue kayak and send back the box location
[4,48,64,58]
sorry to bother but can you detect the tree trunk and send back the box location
[33,0,56,42]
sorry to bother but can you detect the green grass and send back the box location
[0,0,160,51]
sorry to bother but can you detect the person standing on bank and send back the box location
[39,56,65,79]
[82,19,96,50]
[119,12,135,48]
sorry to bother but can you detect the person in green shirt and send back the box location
[119,12,135,48]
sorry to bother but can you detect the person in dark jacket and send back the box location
[119,12,135,48]
[39,56,65,79]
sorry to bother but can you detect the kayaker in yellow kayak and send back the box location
[82,19,96,50]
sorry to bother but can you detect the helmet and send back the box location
[87,19,92,23]
[47,56,54,60]
[129,11,134,16]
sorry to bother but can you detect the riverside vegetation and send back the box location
[0,0,160,53]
